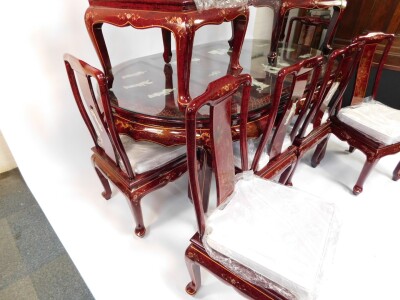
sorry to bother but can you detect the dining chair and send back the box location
[184,73,339,299]
[285,40,365,185]
[311,32,399,195]
[243,0,347,64]
[64,54,187,237]
[233,55,325,184]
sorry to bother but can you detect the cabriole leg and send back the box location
[162,28,172,63]
[185,248,202,295]
[311,136,329,167]
[94,167,112,200]
[129,196,146,237]
[353,158,380,195]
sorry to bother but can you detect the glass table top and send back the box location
[110,39,321,120]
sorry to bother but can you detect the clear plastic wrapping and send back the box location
[119,135,186,174]
[203,172,340,300]
[194,0,248,11]
[337,97,400,145]
[232,137,270,170]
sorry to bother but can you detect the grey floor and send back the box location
[0,168,94,300]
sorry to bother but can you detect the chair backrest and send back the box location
[255,55,324,170]
[307,41,366,127]
[285,16,330,47]
[64,54,134,178]
[350,32,395,105]
[187,56,324,237]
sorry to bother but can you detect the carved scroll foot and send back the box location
[130,198,146,238]
[135,225,146,238]
[352,158,379,196]
[94,167,112,200]
[185,254,201,295]
[353,185,363,195]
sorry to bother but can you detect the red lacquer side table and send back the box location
[85,0,249,106]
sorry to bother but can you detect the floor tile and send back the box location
[0,169,37,219]
[0,276,38,300]
[7,205,65,273]
[0,218,27,289]
[31,254,94,300]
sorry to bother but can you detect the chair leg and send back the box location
[348,146,355,153]
[279,162,296,186]
[393,161,400,181]
[94,167,112,200]
[353,158,380,195]
[129,196,146,238]
[311,135,329,168]
[185,251,201,295]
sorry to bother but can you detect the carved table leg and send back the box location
[268,5,285,65]
[228,15,247,74]
[85,11,114,88]
[174,26,194,106]
[393,161,400,181]
[353,158,380,195]
[162,28,172,63]
[228,21,235,49]
[185,247,202,295]
[94,166,112,200]
[321,6,341,55]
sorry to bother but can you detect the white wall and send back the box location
[0,131,17,173]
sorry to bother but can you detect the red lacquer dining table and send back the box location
[109,39,321,147]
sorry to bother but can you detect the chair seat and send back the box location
[204,172,338,299]
[120,135,186,174]
[337,100,400,145]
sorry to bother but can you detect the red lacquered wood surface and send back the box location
[184,71,302,299]
[85,0,249,107]
[312,32,400,195]
[64,54,187,237]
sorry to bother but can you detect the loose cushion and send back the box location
[337,100,400,145]
[204,173,339,299]
[120,135,186,174]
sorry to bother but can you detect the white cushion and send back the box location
[204,172,339,300]
[119,135,186,174]
[337,100,400,145]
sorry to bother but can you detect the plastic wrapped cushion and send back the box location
[194,0,248,11]
[119,135,186,174]
[203,172,339,300]
[337,98,400,145]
